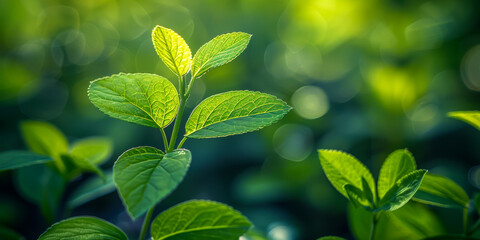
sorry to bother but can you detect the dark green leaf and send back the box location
[114,147,191,219]
[0,151,52,171]
[88,73,179,129]
[38,216,127,240]
[67,171,115,209]
[151,200,252,240]
[0,225,24,240]
[185,91,291,138]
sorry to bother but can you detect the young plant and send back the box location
[38,25,291,240]
[0,121,113,223]
[317,149,427,240]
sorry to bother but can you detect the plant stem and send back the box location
[177,137,187,149]
[167,96,186,152]
[160,128,169,151]
[463,208,469,236]
[369,212,378,240]
[138,206,155,240]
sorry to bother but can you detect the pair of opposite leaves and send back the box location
[87,26,291,220]
[319,148,470,212]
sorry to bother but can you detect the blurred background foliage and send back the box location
[1,0,480,239]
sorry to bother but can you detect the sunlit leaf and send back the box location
[448,111,480,131]
[185,91,291,138]
[191,32,251,78]
[0,151,52,171]
[88,73,179,129]
[38,216,127,240]
[69,137,112,165]
[114,147,191,219]
[377,149,417,198]
[377,170,427,211]
[413,173,469,209]
[318,150,375,198]
[151,200,252,240]
[152,25,192,76]
[67,171,115,209]
[20,121,68,172]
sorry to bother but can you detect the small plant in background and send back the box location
[317,147,480,240]
[0,121,113,224]
[36,25,291,240]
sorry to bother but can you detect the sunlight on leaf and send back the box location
[151,200,252,240]
[413,173,469,209]
[88,73,179,129]
[377,170,427,211]
[318,150,375,199]
[69,137,112,166]
[448,111,480,131]
[185,90,291,138]
[377,149,417,199]
[191,32,251,78]
[152,25,192,76]
[38,216,127,240]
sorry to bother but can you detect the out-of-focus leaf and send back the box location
[152,25,192,76]
[67,171,115,210]
[318,237,346,240]
[0,225,24,240]
[151,200,252,240]
[0,151,52,171]
[38,216,127,240]
[318,150,375,198]
[377,170,427,211]
[349,203,445,240]
[20,121,68,172]
[14,164,65,223]
[69,137,112,166]
[377,149,416,198]
[88,73,179,129]
[114,147,191,219]
[185,91,291,138]
[448,111,480,131]
[191,32,251,78]
[413,173,469,209]
[61,154,104,180]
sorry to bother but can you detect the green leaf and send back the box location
[38,216,127,240]
[14,164,65,223]
[151,200,252,240]
[448,111,480,131]
[20,121,68,172]
[62,154,104,180]
[377,170,427,211]
[413,173,469,209]
[377,149,417,199]
[344,184,373,210]
[318,237,346,240]
[69,137,112,165]
[88,73,179,129]
[185,91,291,138]
[349,202,445,240]
[318,150,375,199]
[152,25,192,76]
[191,32,251,78]
[0,151,52,171]
[67,171,115,209]
[114,147,191,219]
